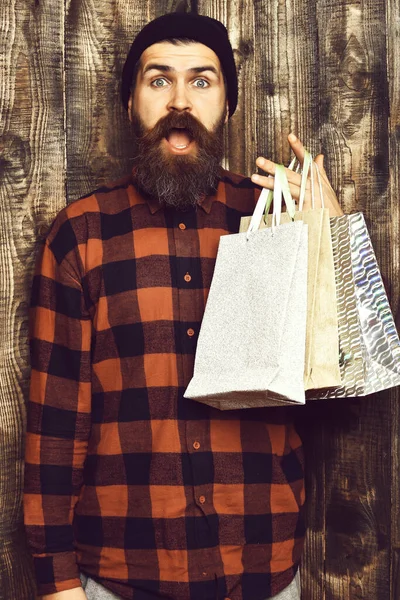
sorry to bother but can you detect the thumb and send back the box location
[314,154,325,170]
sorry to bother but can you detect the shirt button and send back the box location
[199,495,206,504]
[193,441,200,450]
[184,272,192,282]
[187,328,195,337]
[178,223,186,230]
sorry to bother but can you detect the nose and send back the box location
[167,81,192,112]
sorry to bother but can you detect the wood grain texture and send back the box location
[0,1,66,598]
[198,0,257,175]
[0,1,399,599]
[386,1,400,599]
[302,2,394,599]
[316,0,390,229]
[390,386,400,600]
[324,398,391,600]
[65,0,137,202]
[252,0,321,165]
[295,401,326,600]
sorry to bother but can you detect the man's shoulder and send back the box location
[218,168,262,211]
[66,173,134,217]
[44,174,135,246]
[220,168,259,191]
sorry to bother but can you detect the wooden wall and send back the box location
[0,0,398,598]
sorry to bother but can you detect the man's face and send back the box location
[127,41,229,210]
[128,41,228,155]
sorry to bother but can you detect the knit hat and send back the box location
[121,12,238,118]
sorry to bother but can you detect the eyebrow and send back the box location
[142,64,219,77]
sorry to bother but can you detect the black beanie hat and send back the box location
[121,12,238,118]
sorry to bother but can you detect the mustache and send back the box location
[135,111,213,145]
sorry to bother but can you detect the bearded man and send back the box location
[24,11,342,600]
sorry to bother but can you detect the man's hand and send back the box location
[250,133,344,217]
[41,588,87,600]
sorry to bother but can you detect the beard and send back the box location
[130,109,226,210]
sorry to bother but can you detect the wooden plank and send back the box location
[391,388,400,600]
[323,397,391,600]
[65,0,150,203]
[197,0,257,175]
[250,0,321,166]
[386,1,400,598]
[151,0,197,18]
[313,2,393,599]
[0,1,66,598]
[295,401,326,600]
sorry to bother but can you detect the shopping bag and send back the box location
[184,166,309,409]
[308,212,400,398]
[349,213,400,393]
[308,215,365,398]
[240,152,341,391]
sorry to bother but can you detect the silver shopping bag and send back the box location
[349,212,400,394]
[184,166,309,409]
[308,213,400,398]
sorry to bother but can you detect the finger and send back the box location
[251,172,275,187]
[314,154,324,168]
[255,155,273,171]
[314,154,327,176]
[253,162,331,202]
[250,173,315,203]
[254,158,303,187]
[313,154,336,195]
[255,157,276,174]
[288,133,306,165]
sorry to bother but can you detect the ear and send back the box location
[224,100,229,124]
[127,94,133,122]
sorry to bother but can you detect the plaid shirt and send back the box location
[24,168,305,600]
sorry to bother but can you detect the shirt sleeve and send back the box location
[23,214,92,596]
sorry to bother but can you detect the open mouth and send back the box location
[165,127,194,151]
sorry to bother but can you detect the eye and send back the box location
[193,79,209,88]
[151,78,168,88]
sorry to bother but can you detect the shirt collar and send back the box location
[131,167,223,215]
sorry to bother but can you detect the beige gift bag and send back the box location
[240,152,341,391]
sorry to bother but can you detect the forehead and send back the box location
[139,41,222,73]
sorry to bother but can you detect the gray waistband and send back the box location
[80,571,300,600]
[80,574,121,599]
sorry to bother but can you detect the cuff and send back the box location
[33,552,81,596]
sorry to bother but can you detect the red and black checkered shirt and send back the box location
[24,168,305,600]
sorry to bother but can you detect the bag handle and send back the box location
[262,150,325,219]
[273,164,296,227]
[247,148,326,239]
[298,150,325,210]
[263,156,297,220]
[246,164,295,238]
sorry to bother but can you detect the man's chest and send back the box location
[85,204,241,329]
